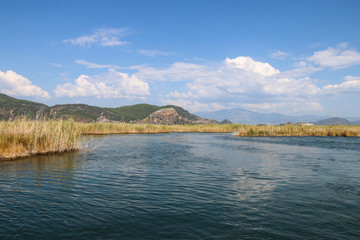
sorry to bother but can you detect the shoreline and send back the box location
[1,120,359,160]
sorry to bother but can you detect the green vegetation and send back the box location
[0,93,49,120]
[113,104,162,122]
[50,104,124,122]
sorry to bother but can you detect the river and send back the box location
[1,133,359,239]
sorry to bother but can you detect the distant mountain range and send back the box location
[0,94,216,125]
[1,94,359,125]
[196,108,360,125]
[314,117,360,126]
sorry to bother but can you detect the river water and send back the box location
[0,133,359,239]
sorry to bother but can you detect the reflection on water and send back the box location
[0,133,360,239]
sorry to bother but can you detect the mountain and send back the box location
[138,107,217,125]
[0,94,216,124]
[314,117,352,125]
[49,104,125,122]
[0,93,49,120]
[196,108,330,125]
[352,121,360,125]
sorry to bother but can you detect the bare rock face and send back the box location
[138,108,180,124]
[138,108,217,125]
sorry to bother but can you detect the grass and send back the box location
[236,124,360,137]
[1,120,359,160]
[77,122,242,134]
[0,118,81,160]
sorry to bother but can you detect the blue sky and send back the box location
[1,0,360,117]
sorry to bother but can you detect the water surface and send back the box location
[1,134,359,239]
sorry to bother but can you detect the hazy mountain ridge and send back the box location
[196,108,360,125]
[314,117,355,126]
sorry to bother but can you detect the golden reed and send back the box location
[0,118,81,160]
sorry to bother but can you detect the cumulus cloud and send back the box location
[0,70,50,99]
[239,101,323,114]
[133,56,322,113]
[54,70,149,99]
[164,98,226,113]
[224,56,280,76]
[63,28,128,47]
[307,42,360,69]
[322,76,360,95]
[270,50,290,60]
[282,61,322,78]
[137,56,318,99]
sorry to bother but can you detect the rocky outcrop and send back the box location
[138,108,218,125]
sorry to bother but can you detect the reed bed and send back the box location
[0,119,81,160]
[236,124,360,137]
[77,123,242,134]
[1,120,359,160]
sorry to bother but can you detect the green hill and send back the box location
[113,104,162,122]
[49,104,124,122]
[0,94,216,124]
[0,93,49,120]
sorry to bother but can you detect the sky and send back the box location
[1,0,360,117]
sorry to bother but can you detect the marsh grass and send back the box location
[78,123,360,137]
[77,123,242,134]
[236,124,360,137]
[0,118,81,160]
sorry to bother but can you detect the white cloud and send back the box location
[133,56,321,113]
[138,49,175,57]
[75,60,120,69]
[63,28,128,47]
[239,101,323,114]
[50,63,63,68]
[307,42,360,69]
[54,70,149,99]
[137,62,211,81]
[282,61,322,78]
[322,75,360,95]
[137,56,318,99]
[270,50,290,60]
[224,56,280,76]
[0,70,50,99]
[71,53,342,114]
[164,98,226,113]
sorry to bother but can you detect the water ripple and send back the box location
[1,134,360,239]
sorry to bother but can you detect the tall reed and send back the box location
[236,124,360,137]
[0,118,81,160]
[77,123,242,135]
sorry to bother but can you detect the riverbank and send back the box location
[1,120,360,160]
